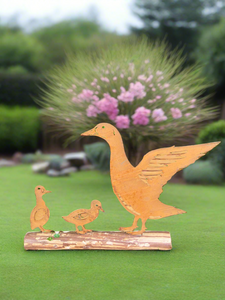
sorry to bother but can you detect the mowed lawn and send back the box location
[0,165,225,300]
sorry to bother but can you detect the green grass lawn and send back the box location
[0,165,225,300]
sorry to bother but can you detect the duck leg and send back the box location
[39,226,52,232]
[119,216,139,232]
[82,226,92,233]
[127,218,147,235]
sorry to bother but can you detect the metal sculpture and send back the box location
[62,200,104,234]
[30,185,52,232]
[81,123,220,235]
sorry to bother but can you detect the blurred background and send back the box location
[1,0,225,184]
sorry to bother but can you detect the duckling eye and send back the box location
[38,188,40,190]
[102,126,105,128]
[96,204,98,206]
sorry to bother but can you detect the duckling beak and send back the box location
[45,190,51,194]
[100,207,105,212]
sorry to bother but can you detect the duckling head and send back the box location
[35,185,51,196]
[81,123,118,142]
[91,200,105,212]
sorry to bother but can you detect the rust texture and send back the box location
[24,231,172,251]
[81,123,220,235]
[62,200,104,234]
[30,185,52,232]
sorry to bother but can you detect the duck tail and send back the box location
[62,216,70,222]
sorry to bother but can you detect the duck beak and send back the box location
[100,207,105,212]
[45,190,51,194]
[81,128,95,136]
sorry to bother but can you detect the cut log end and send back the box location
[24,231,172,251]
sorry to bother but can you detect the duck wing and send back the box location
[136,142,220,196]
[72,209,90,220]
[34,208,49,221]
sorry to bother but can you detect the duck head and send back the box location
[81,123,118,142]
[35,185,51,196]
[91,200,105,212]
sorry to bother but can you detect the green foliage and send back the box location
[0,74,45,106]
[0,31,47,73]
[132,0,225,63]
[0,106,41,153]
[40,39,216,162]
[21,153,61,164]
[84,142,110,172]
[196,120,225,144]
[183,160,223,185]
[33,19,118,67]
[196,18,225,89]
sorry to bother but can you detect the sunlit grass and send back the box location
[1,165,225,300]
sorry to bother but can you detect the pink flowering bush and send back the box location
[42,40,216,164]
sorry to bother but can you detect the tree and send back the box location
[132,0,225,63]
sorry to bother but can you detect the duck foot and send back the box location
[126,230,145,235]
[76,230,86,235]
[39,226,53,232]
[119,226,137,232]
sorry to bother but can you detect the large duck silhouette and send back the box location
[82,123,219,235]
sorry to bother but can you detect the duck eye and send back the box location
[38,188,40,190]
[96,204,98,206]
[102,126,105,128]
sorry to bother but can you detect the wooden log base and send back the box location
[24,231,172,251]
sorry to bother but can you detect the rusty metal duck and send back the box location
[81,123,220,235]
[62,200,104,234]
[30,185,52,232]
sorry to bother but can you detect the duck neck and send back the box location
[35,194,45,206]
[106,133,132,173]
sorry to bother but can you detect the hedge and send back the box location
[0,73,46,107]
[0,105,41,153]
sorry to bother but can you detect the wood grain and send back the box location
[24,231,172,251]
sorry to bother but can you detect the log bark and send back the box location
[24,231,172,251]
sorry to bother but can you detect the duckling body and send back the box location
[30,185,52,232]
[81,123,220,235]
[62,200,104,234]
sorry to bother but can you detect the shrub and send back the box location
[84,142,110,172]
[196,120,225,177]
[196,120,225,144]
[183,160,223,185]
[0,106,41,153]
[0,74,46,107]
[41,39,216,165]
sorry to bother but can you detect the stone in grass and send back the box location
[32,162,50,173]
[63,152,87,169]
[49,157,70,171]
[0,159,15,167]
[47,167,77,177]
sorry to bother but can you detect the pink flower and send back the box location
[178,98,184,102]
[78,89,94,101]
[156,95,162,99]
[185,113,191,117]
[101,77,110,83]
[171,108,182,119]
[189,105,196,109]
[152,109,167,123]
[156,71,163,76]
[132,106,151,126]
[113,77,117,81]
[97,93,119,120]
[146,75,153,82]
[152,88,156,92]
[145,59,150,64]
[128,77,132,81]
[190,99,196,103]
[120,74,124,78]
[118,87,134,103]
[129,82,146,99]
[115,115,130,129]
[48,107,54,111]
[86,105,100,117]
[164,83,170,88]
[112,89,116,93]
[138,75,147,81]
[67,89,73,93]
